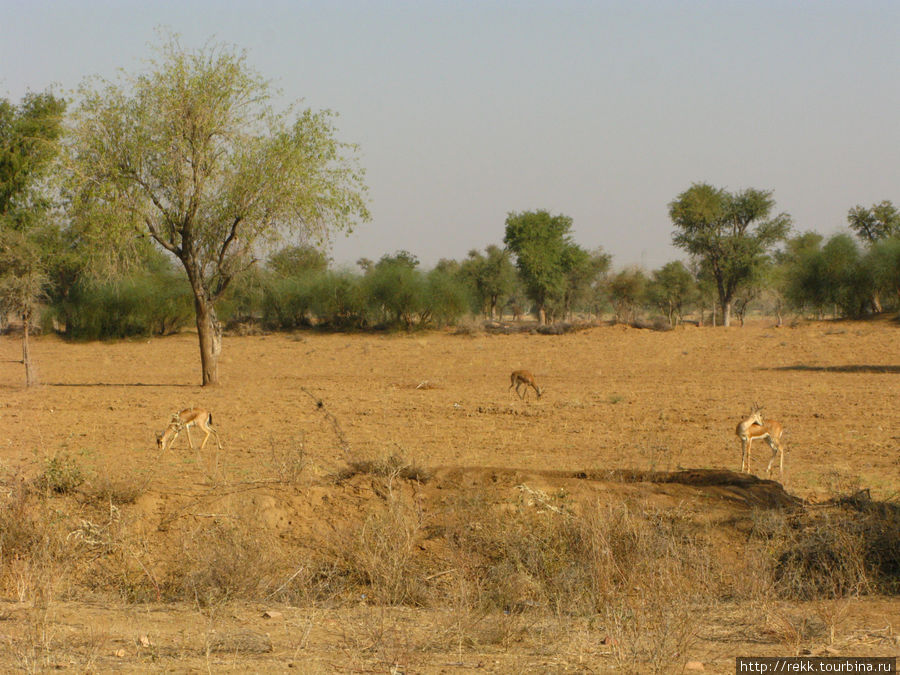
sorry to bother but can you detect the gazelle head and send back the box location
[749,402,764,426]
[156,412,184,451]
[535,385,543,399]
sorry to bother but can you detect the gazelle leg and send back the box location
[765,438,782,478]
[200,429,211,450]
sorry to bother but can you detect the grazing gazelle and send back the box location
[736,403,786,478]
[509,370,543,400]
[156,408,222,454]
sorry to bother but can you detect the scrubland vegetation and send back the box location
[1,31,898,673]
[1,449,898,671]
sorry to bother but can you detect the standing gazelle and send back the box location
[156,408,222,455]
[736,403,786,478]
[509,370,543,400]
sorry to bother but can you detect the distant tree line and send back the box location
[0,33,898,387]
[33,209,900,341]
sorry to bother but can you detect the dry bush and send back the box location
[751,492,900,601]
[82,472,148,506]
[337,607,424,673]
[71,502,162,603]
[335,453,430,483]
[433,494,719,670]
[324,479,428,607]
[0,480,76,605]
[605,592,701,674]
[441,493,721,613]
[268,434,308,484]
[165,518,287,606]
[762,604,824,656]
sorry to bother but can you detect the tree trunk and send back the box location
[194,297,222,386]
[538,305,547,325]
[23,310,37,387]
[722,300,732,327]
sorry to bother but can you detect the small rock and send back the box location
[114,649,126,658]
[825,646,840,655]
[685,661,704,671]
[262,610,283,619]
[139,635,151,647]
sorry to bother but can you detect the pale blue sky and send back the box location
[2,1,898,269]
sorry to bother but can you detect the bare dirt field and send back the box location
[0,319,898,672]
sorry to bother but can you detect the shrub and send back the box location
[35,452,85,494]
[261,275,315,329]
[55,273,192,339]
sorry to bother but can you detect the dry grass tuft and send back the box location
[336,454,431,483]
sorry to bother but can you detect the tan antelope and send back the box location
[736,403,786,478]
[509,370,543,400]
[156,408,222,455]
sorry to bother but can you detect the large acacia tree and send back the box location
[669,183,790,326]
[69,36,369,385]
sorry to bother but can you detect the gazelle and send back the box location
[736,403,786,478]
[509,370,543,400]
[156,408,222,455]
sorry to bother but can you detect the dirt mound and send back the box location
[427,465,801,511]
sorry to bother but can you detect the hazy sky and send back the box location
[3,1,898,270]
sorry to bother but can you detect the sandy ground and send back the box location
[1,318,898,672]
[2,319,898,497]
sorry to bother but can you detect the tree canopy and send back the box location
[669,183,790,326]
[0,91,67,385]
[847,200,899,244]
[503,209,575,324]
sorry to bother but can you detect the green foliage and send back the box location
[784,234,877,318]
[261,274,316,329]
[560,246,610,319]
[459,245,516,319]
[0,91,66,222]
[0,230,48,318]
[866,237,900,309]
[267,244,330,277]
[422,267,471,327]
[847,201,900,244]
[68,31,369,384]
[57,273,193,339]
[309,270,368,328]
[607,267,648,323]
[364,255,425,328]
[646,261,698,326]
[0,91,67,385]
[670,183,790,325]
[504,210,575,323]
[36,452,85,494]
